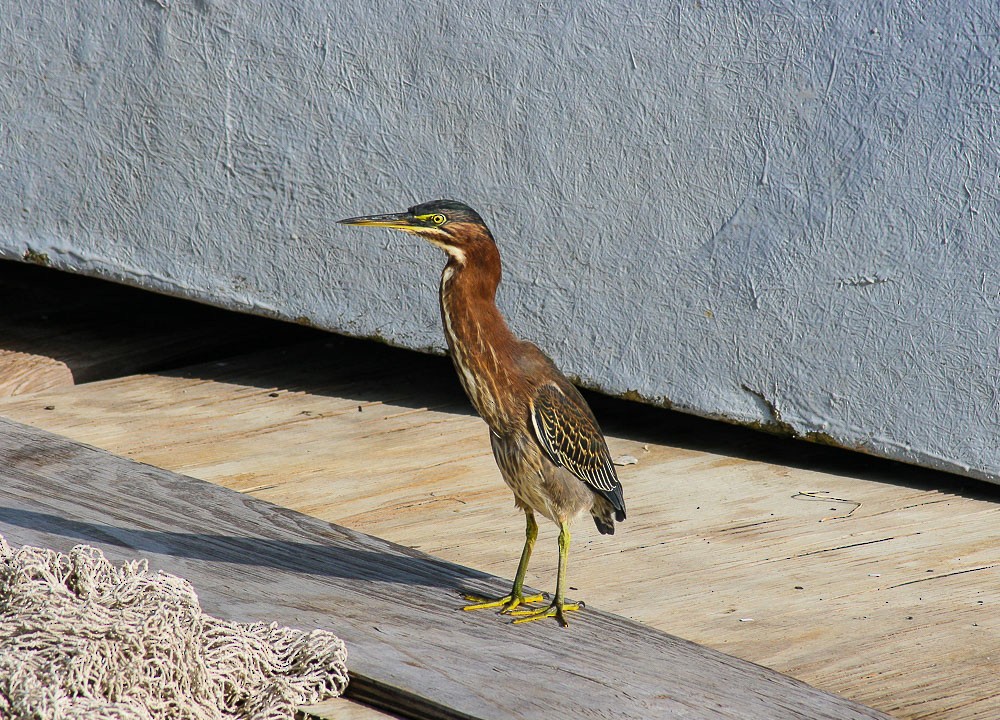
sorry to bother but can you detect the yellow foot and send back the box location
[461,592,545,614]
[510,600,582,627]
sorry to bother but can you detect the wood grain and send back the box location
[0,350,73,396]
[3,342,997,719]
[0,417,890,720]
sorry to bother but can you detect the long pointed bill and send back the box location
[337,211,417,230]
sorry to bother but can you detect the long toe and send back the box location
[462,592,546,614]
[510,600,581,627]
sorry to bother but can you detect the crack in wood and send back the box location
[888,564,999,589]
[794,537,896,558]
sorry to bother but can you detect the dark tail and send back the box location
[592,492,626,535]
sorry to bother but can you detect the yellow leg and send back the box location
[511,521,581,627]
[463,511,544,614]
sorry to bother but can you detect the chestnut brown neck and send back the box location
[438,236,520,427]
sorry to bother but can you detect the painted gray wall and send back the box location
[2,2,998,481]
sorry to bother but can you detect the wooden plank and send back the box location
[0,417,889,720]
[301,698,403,720]
[0,260,308,396]
[2,341,998,719]
[0,350,73,396]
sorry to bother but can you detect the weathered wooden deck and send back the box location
[1,417,892,720]
[2,261,998,719]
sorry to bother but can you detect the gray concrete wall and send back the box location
[2,2,998,481]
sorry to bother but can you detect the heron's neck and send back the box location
[438,241,518,425]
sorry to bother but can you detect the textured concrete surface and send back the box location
[1,2,998,481]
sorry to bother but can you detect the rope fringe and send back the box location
[0,535,348,720]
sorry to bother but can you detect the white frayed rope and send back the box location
[0,535,348,720]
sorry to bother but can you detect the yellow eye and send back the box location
[431,214,446,226]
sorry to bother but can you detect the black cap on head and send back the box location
[409,199,484,226]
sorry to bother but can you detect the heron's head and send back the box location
[338,199,490,264]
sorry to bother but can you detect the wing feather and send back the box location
[529,383,622,499]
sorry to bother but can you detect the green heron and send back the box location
[338,200,625,626]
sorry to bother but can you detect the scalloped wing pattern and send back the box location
[530,383,620,495]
